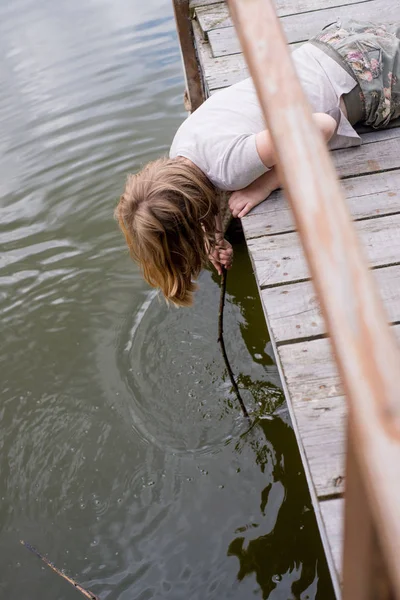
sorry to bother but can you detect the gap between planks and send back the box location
[205,0,400,57]
[195,0,376,36]
[246,211,400,288]
[242,163,400,239]
[260,265,400,344]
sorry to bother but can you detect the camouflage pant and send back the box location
[311,20,400,128]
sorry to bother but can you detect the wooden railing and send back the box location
[173,0,400,597]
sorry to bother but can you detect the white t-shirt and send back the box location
[170,43,360,191]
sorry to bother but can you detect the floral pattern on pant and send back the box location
[312,20,400,128]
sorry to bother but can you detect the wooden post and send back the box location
[172,0,205,112]
[343,428,394,600]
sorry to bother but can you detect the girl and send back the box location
[115,19,400,306]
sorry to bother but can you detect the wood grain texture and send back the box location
[173,0,205,110]
[277,326,400,497]
[193,20,249,91]
[320,498,344,579]
[208,0,400,56]
[202,40,301,88]
[278,337,346,496]
[248,212,400,288]
[195,0,374,36]
[203,34,400,92]
[190,0,223,9]
[242,167,400,239]
[261,264,400,343]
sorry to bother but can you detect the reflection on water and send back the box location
[230,417,325,600]
[0,0,335,598]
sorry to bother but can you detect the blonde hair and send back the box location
[115,157,219,306]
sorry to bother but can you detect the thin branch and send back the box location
[21,540,100,600]
[218,268,251,421]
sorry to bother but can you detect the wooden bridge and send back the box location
[173,0,400,597]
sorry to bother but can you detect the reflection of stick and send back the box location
[20,540,100,600]
[217,268,250,421]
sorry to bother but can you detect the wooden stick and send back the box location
[217,268,250,420]
[21,541,100,600]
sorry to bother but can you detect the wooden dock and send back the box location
[182,0,400,596]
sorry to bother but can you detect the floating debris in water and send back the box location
[20,540,100,600]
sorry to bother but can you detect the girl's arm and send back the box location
[229,167,280,218]
[229,113,337,218]
[255,112,337,167]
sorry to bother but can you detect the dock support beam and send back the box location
[172,0,205,112]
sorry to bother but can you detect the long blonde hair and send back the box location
[115,157,219,306]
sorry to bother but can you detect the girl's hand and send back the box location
[229,167,281,218]
[229,188,266,218]
[209,239,233,275]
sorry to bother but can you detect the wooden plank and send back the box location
[276,325,400,497]
[292,391,347,496]
[208,0,399,56]
[193,19,215,95]
[193,20,249,92]
[196,3,232,34]
[278,337,345,497]
[320,498,344,579]
[200,53,249,90]
[248,211,400,288]
[242,167,400,239]
[190,0,223,10]
[195,0,375,36]
[203,41,302,88]
[209,27,266,58]
[262,264,400,343]
[330,136,400,179]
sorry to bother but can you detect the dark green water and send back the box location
[0,0,335,598]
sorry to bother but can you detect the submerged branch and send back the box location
[218,268,250,421]
[21,540,100,600]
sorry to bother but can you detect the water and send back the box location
[0,0,335,598]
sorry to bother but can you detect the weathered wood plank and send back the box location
[208,0,400,56]
[242,167,400,238]
[295,393,346,496]
[276,325,400,497]
[193,20,249,92]
[278,338,345,496]
[190,0,223,9]
[320,498,344,578]
[203,41,303,88]
[262,264,400,343]
[195,0,375,36]
[248,212,400,288]
[332,135,400,178]
[196,3,231,34]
